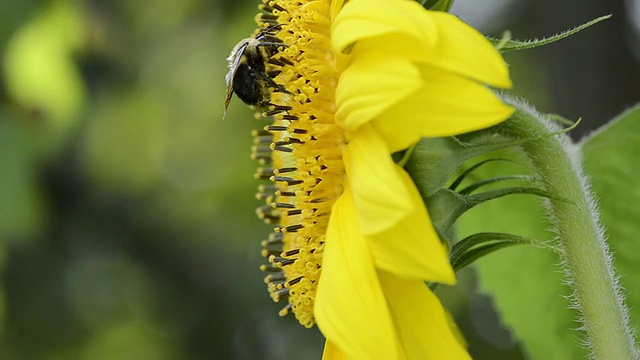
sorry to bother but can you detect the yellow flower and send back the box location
[251,0,513,358]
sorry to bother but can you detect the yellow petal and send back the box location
[422,11,511,88]
[343,124,413,234]
[369,167,455,284]
[315,189,399,359]
[378,270,471,360]
[335,52,422,132]
[344,12,512,89]
[322,339,348,360]
[331,0,436,54]
[332,0,511,89]
[373,65,514,153]
[330,0,345,21]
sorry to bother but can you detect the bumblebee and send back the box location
[224,25,289,117]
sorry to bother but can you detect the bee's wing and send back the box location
[225,41,251,115]
[225,41,250,87]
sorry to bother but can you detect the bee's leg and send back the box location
[257,42,289,59]
[267,69,282,78]
[267,57,294,67]
[262,74,292,95]
[257,23,284,37]
[260,102,292,116]
[259,39,288,47]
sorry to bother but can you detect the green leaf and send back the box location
[490,15,611,52]
[456,151,588,359]
[580,103,640,344]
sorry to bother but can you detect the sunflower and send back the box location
[248,0,513,357]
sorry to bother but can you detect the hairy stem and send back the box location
[500,98,638,360]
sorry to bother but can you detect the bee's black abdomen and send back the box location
[233,63,264,106]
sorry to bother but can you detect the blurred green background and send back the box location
[0,0,638,359]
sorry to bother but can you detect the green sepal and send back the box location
[423,189,467,238]
[490,15,611,52]
[405,137,470,197]
[448,158,515,191]
[457,112,580,146]
[466,186,574,206]
[426,186,569,240]
[393,143,416,167]
[450,232,555,272]
[430,232,553,291]
[406,135,530,197]
[548,114,579,126]
[420,0,454,12]
[457,175,536,195]
[406,112,577,198]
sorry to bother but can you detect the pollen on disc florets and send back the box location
[252,0,344,328]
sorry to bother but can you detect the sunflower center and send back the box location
[253,0,343,328]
